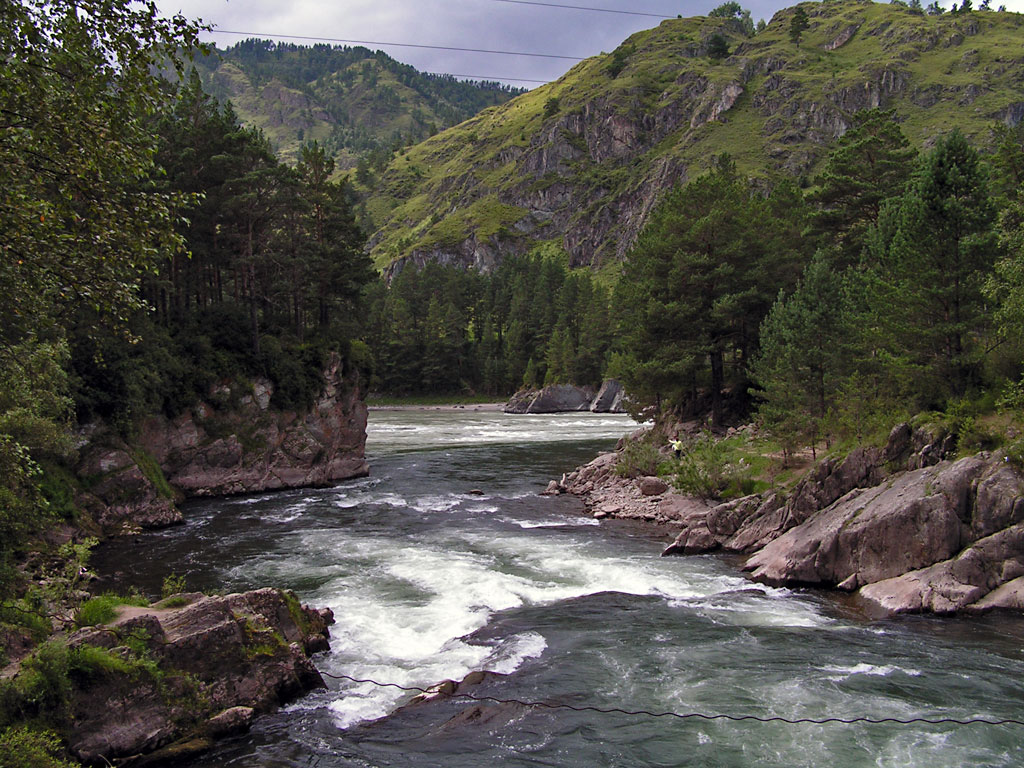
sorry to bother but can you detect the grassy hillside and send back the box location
[364,0,1024,270]
[193,40,523,168]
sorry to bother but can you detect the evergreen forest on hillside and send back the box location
[6,0,1024,761]
[192,39,524,172]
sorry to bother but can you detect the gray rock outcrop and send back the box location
[504,380,625,414]
[562,419,1024,616]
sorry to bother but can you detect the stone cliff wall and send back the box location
[75,355,368,535]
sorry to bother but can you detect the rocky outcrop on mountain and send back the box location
[48,588,331,765]
[504,380,626,414]
[74,355,368,535]
[371,1,1024,271]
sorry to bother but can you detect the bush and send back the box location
[74,593,147,628]
[614,434,664,478]
[162,573,186,599]
[0,727,76,768]
[672,431,755,500]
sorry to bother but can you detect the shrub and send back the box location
[74,593,147,628]
[162,573,187,599]
[614,435,664,478]
[0,727,76,768]
[672,431,755,500]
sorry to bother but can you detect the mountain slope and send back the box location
[365,0,1024,272]
[193,40,523,167]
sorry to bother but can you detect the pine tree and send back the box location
[807,109,917,266]
[752,252,851,451]
[789,6,810,45]
[886,130,998,400]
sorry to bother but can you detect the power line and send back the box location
[213,29,586,61]
[490,0,675,18]
[323,672,1024,728]
[425,72,551,84]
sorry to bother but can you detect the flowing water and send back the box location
[92,410,1024,767]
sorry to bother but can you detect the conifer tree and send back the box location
[807,109,917,266]
[881,130,998,400]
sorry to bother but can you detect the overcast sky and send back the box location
[155,0,1024,87]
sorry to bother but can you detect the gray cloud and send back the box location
[157,0,1024,87]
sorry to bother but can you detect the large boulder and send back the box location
[504,384,595,413]
[745,457,989,589]
[859,522,1024,615]
[590,379,626,413]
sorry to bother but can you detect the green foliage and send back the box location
[193,39,524,169]
[789,6,811,44]
[709,2,745,18]
[807,109,918,265]
[131,450,175,502]
[365,250,612,397]
[0,0,202,598]
[162,574,188,600]
[615,160,810,422]
[877,129,998,400]
[74,594,147,629]
[543,97,561,119]
[614,436,665,479]
[606,43,636,78]
[672,432,756,500]
[707,34,731,60]
[752,251,852,452]
[0,727,76,768]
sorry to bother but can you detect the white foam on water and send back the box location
[668,587,834,630]
[465,504,501,514]
[409,495,461,514]
[822,662,922,681]
[308,524,781,729]
[505,515,600,528]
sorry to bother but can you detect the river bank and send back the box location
[555,421,1024,618]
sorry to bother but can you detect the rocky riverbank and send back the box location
[73,354,368,537]
[553,423,1024,617]
[4,588,331,767]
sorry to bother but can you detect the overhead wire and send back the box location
[489,0,676,17]
[323,672,1024,728]
[213,30,586,61]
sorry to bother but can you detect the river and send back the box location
[92,410,1024,767]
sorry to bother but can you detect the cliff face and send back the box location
[368,0,1024,271]
[75,355,368,535]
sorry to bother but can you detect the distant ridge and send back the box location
[192,39,524,168]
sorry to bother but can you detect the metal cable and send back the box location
[322,672,1024,727]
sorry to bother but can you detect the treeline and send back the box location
[614,109,1024,451]
[71,72,374,430]
[362,252,613,396]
